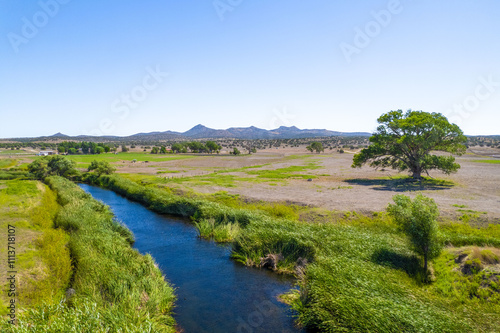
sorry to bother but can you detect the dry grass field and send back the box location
[108,146,500,224]
[2,146,499,224]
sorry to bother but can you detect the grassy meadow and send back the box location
[90,174,500,332]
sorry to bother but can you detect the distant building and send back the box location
[37,150,56,156]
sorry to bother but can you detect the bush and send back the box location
[387,194,442,276]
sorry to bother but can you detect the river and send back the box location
[79,184,304,333]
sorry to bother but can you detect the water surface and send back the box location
[80,184,303,333]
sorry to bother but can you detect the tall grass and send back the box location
[90,174,500,332]
[194,218,240,242]
[2,176,176,332]
[0,179,71,315]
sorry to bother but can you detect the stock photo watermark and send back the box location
[7,0,72,53]
[445,75,499,126]
[213,0,244,21]
[236,300,278,333]
[269,106,296,129]
[85,65,168,136]
[339,0,405,63]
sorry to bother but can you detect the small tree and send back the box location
[151,147,159,154]
[387,194,442,277]
[307,142,324,153]
[171,143,183,153]
[121,145,129,153]
[28,159,49,179]
[232,148,241,155]
[88,160,116,176]
[205,141,220,154]
[352,110,467,179]
[160,146,167,154]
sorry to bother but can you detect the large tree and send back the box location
[352,110,466,179]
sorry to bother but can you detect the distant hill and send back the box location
[3,125,371,142]
[173,124,369,140]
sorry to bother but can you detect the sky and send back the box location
[1,0,499,138]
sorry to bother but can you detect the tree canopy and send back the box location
[307,142,324,153]
[28,155,78,179]
[88,160,116,176]
[387,194,442,277]
[352,110,467,179]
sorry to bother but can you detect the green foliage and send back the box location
[0,180,71,315]
[30,176,177,332]
[87,160,116,176]
[187,141,207,153]
[0,170,29,180]
[431,249,500,305]
[194,218,240,242]
[352,110,467,179]
[387,194,442,275]
[306,142,324,153]
[171,143,183,153]
[28,156,78,180]
[151,146,159,154]
[232,147,241,155]
[205,141,221,153]
[57,141,112,155]
[86,175,500,332]
[0,159,17,169]
[439,222,500,247]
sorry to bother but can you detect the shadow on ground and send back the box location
[371,248,421,279]
[345,177,455,192]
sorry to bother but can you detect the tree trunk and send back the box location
[423,253,428,274]
[411,166,422,180]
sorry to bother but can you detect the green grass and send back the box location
[2,177,176,332]
[206,191,304,220]
[0,159,17,169]
[194,218,241,242]
[470,159,500,164]
[453,204,467,208]
[63,152,194,164]
[431,247,500,304]
[90,174,500,332]
[0,180,71,316]
[157,169,182,174]
[246,163,322,180]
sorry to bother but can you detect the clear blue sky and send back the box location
[1,0,499,138]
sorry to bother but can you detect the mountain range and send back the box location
[8,125,371,142]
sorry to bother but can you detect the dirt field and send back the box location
[113,146,500,224]
[2,146,499,223]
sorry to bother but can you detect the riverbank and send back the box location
[91,174,500,332]
[2,176,176,332]
[80,183,302,333]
